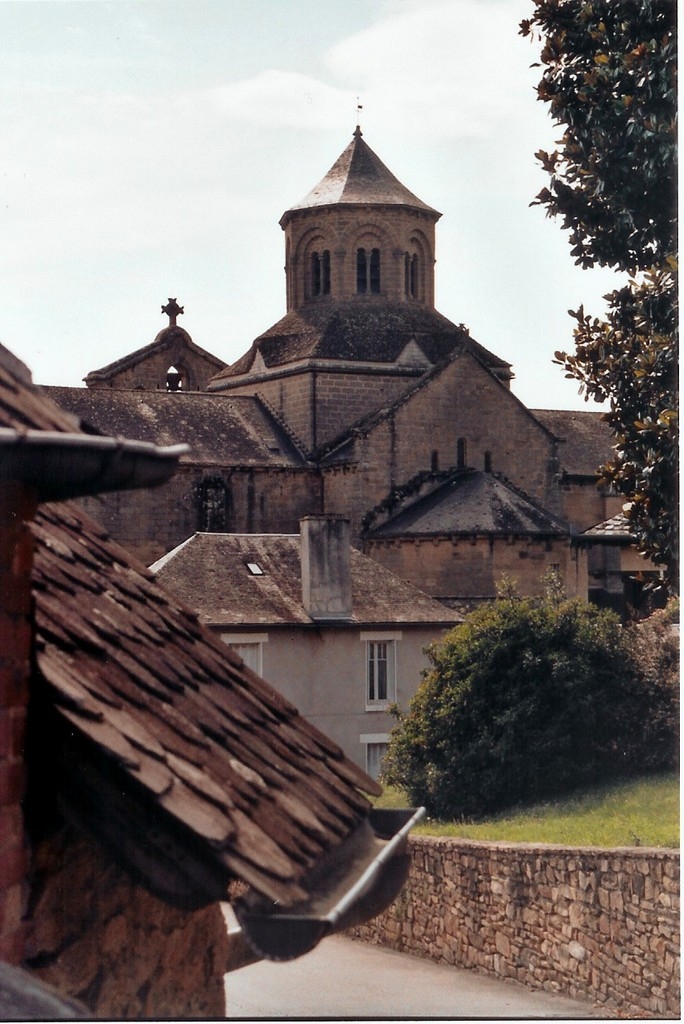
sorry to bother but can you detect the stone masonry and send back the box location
[25,827,231,1018]
[349,835,680,1018]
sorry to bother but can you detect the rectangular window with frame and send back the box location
[360,733,390,781]
[365,637,397,708]
[221,633,268,677]
[367,741,388,780]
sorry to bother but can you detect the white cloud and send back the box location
[207,70,353,129]
[325,0,530,139]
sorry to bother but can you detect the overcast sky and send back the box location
[2,0,622,409]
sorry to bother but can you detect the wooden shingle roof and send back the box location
[2,343,387,918]
[31,502,380,909]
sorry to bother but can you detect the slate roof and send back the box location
[151,533,459,628]
[2,346,385,915]
[366,470,569,539]
[210,299,510,383]
[42,387,307,467]
[583,512,632,540]
[281,128,439,221]
[532,409,615,477]
[84,325,226,384]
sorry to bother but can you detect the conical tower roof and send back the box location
[280,127,440,225]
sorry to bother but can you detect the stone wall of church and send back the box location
[323,351,561,539]
[74,465,321,566]
[87,349,222,392]
[25,827,229,1018]
[364,535,587,609]
[312,370,420,451]
[561,479,623,532]
[226,368,418,453]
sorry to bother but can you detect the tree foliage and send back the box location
[383,585,678,821]
[520,1,678,591]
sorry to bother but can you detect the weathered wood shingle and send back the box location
[31,500,381,907]
[1,344,381,912]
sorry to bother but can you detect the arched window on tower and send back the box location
[311,250,331,298]
[404,253,420,299]
[357,247,381,294]
[370,248,380,293]
[457,438,467,469]
[312,251,321,296]
[357,248,367,293]
[484,450,493,473]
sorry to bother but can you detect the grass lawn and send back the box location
[377,773,679,848]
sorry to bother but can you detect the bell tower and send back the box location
[208,129,512,453]
[279,127,441,311]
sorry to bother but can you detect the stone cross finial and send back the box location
[161,298,184,326]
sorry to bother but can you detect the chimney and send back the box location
[300,516,352,621]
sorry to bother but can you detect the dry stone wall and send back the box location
[348,835,680,1018]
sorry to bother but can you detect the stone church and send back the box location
[44,126,639,613]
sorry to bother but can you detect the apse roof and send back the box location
[366,470,569,539]
[43,387,307,468]
[281,127,439,222]
[151,532,459,629]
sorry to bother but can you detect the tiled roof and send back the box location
[42,387,308,467]
[210,300,509,383]
[84,326,226,383]
[532,409,615,477]
[151,533,459,628]
[281,128,439,220]
[367,470,569,539]
[1,344,383,912]
[583,512,632,539]
[31,503,380,908]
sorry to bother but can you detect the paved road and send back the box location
[224,935,601,1019]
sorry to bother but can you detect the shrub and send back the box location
[383,586,679,821]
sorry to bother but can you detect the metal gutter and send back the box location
[231,806,425,963]
[0,428,189,501]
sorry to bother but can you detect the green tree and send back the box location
[520,1,678,592]
[383,585,678,820]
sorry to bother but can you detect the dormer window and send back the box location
[357,248,381,294]
[311,250,330,297]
